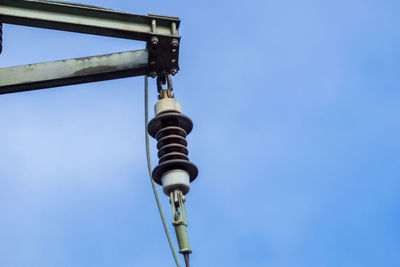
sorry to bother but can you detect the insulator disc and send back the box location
[148,112,193,138]
[152,159,198,185]
[157,134,187,149]
[158,143,188,158]
[155,126,187,140]
[158,152,189,163]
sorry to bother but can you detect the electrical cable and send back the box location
[144,75,182,267]
[184,253,190,267]
[0,23,3,55]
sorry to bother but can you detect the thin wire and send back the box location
[144,75,182,267]
[0,23,3,55]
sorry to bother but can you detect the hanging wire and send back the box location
[144,75,182,267]
[184,253,190,267]
[0,23,3,54]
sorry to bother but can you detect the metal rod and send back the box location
[0,49,148,94]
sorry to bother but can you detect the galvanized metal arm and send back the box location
[0,49,148,94]
[0,0,181,82]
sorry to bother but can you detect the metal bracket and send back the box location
[0,50,148,94]
[147,14,181,77]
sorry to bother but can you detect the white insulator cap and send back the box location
[155,98,182,115]
[161,169,190,196]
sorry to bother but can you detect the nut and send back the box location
[171,38,179,48]
[170,68,178,75]
[151,36,159,49]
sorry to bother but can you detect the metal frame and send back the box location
[0,0,181,94]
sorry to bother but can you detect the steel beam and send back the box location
[0,0,180,40]
[0,49,148,94]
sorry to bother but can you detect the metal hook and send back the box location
[156,74,174,99]
[170,190,192,255]
[156,74,166,93]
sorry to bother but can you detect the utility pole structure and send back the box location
[0,0,180,92]
[0,1,198,266]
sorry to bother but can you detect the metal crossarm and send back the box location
[0,0,181,85]
[0,49,148,94]
[0,0,180,40]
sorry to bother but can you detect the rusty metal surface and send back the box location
[0,49,148,94]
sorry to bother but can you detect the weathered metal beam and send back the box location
[0,0,180,40]
[0,49,148,94]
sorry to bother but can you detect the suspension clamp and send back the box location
[170,190,192,254]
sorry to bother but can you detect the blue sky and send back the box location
[0,0,399,266]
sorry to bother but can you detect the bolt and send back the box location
[171,38,179,48]
[170,68,178,75]
[171,59,176,63]
[151,36,159,49]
